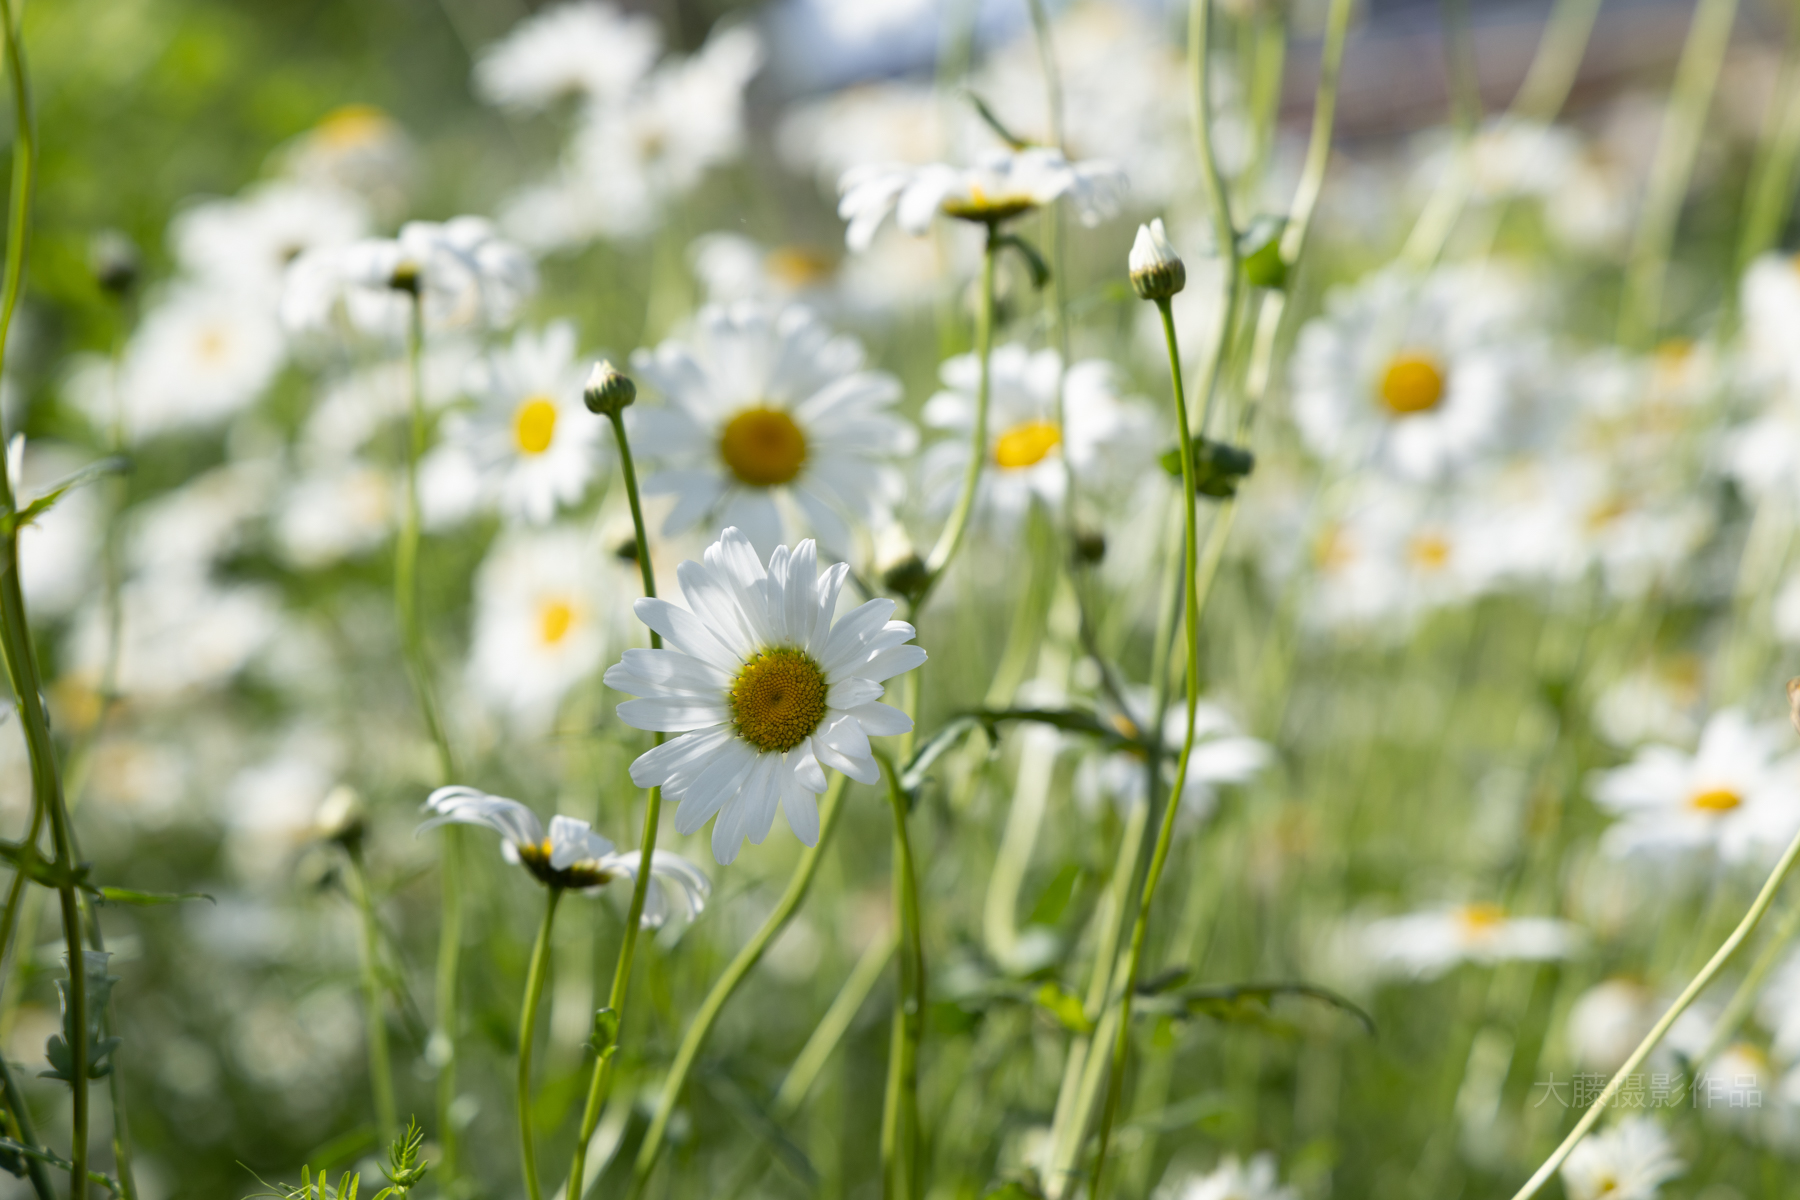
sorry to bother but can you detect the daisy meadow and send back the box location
[604,529,926,863]
[1359,904,1582,980]
[1589,709,1800,864]
[420,786,708,926]
[1559,1117,1684,1200]
[630,302,914,554]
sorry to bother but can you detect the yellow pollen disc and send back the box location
[1407,533,1452,571]
[539,599,576,646]
[994,420,1061,469]
[514,396,559,455]
[1378,353,1447,416]
[196,328,228,362]
[941,183,1037,224]
[720,407,808,487]
[766,246,836,288]
[315,104,393,149]
[1690,787,1742,812]
[514,837,610,889]
[1459,903,1506,931]
[730,647,829,753]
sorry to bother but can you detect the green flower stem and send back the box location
[1694,894,1800,1067]
[919,226,999,605]
[877,758,925,1200]
[774,927,898,1117]
[0,1039,57,1200]
[1733,10,1800,290]
[1508,820,1800,1200]
[518,887,563,1200]
[1616,0,1739,349]
[628,775,850,1195]
[564,407,664,1200]
[346,848,398,1147]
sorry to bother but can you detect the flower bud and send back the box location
[1129,218,1185,301]
[316,784,368,849]
[89,230,140,297]
[585,360,636,416]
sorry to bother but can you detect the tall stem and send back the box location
[1508,822,1800,1200]
[1732,6,1800,284]
[347,848,397,1146]
[518,888,563,1200]
[920,227,998,601]
[878,761,925,1200]
[0,1051,54,1200]
[565,408,663,1200]
[1616,0,1739,349]
[629,776,850,1193]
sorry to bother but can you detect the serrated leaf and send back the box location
[0,456,127,535]
[1160,439,1256,499]
[1034,982,1093,1034]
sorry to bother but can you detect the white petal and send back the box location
[826,677,884,709]
[817,597,899,674]
[779,760,821,846]
[813,713,880,784]
[848,701,913,737]
[627,726,732,789]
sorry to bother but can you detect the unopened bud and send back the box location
[1129,218,1185,301]
[317,784,368,849]
[89,230,140,297]
[585,360,636,416]
[875,524,928,600]
[1072,527,1107,565]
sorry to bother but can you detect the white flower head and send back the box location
[170,181,370,302]
[1590,709,1800,864]
[630,302,914,555]
[275,105,414,217]
[1360,904,1582,980]
[101,286,285,442]
[420,786,709,926]
[837,146,1126,251]
[1162,1152,1296,1200]
[1560,1116,1683,1200]
[605,529,926,864]
[473,0,662,111]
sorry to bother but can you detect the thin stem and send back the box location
[518,887,563,1200]
[774,928,898,1117]
[878,759,925,1200]
[629,776,850,1193]
[1733,7,1800,278]
[0,1044,57,1200]
[1694,896,1800,1068]
[1441,0,1483,136]
[565,408,665,1200]
[1507,822,1800,1200]
[1616,0,1739,349]
[347,848,398,1146]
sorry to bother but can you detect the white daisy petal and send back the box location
[848,701,913,737]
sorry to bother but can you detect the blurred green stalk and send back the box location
[517,887,563,1200]
[346,847,397,1147]
[877,761,925,1200]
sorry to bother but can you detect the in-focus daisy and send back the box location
[837,146,1127,251]
[630,303,914,554]
[1589,709,1800,864]
[1360,904,1581,980]
[1162,1152,1297,1200]
[468,527,620,732]
[1291,266,1527,481]
[437,321,604,524]
[604,529,926,863]
[421,786,708,926]
[1559,1117,1683,1200]
[473,0,661,111]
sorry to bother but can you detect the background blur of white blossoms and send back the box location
[5,0,1800,1197]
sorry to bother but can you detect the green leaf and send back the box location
[1236,215,1288,290]
[0,456,127,536]
[1144,980,1374,1037]
[94,887,215,907]
[1033,982,1093,1035]
[899,714,986,795]
[962,89,1031,150]
[1160,438,1256,499]
[995,233,1050,290]
[588,1007,621,1059]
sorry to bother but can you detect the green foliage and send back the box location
[41,952,121,1085]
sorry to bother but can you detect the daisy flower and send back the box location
[1360,904,1581,980]
[275,104,414,218]
[1589,709,1800,864]
[437,321,604,524]
[1559,1117,1683,1200]
[421,786,709,926]
[468,526,621,732]
[1290,266,1527,481]
[274,460,395,569]
[1162,1152,1297,1200]
[96,286,285,442]
[170,180,370,302]
[473,0,661,111]
[837,146,1127,251]
[1566,978,1660,1072]
[604,529,927,864]
[1741,252,1800,392]
[630,302,914,554]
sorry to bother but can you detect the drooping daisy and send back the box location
[472,0,661,111]
[1291,266,1527,481]
[1360,904,1581,980]
[1559,1117,1683,1200]
[837,147,1127,251]
[604,529,926,864]
[96,286,285,442]
[437,321,604,524]
[169,180,370,302]
[420,786,709,926]
[468,526,620,732]
[1162,1152,1297,1200]
[1589,709,1800,864]
[630,302,914,554]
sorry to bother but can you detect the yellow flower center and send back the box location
[513,838,612,890]
[514,396,559,456]
[1690,787,1742,813]
[538,599,576,646]
[1378,353,1447,416]
[1459,903,1506,932]
[196,327,228,363]
[1407,533,1452,571]
[766,246,835,288]
[941,183,1037,224]
[730,647,829,753]
[720,407,807,487]
[315,104,393,149]
[994,420,1062,469]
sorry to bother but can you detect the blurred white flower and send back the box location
[1567,978,1659,1071]
[170,181,369,302]
[1591,657,1707,748]
[1590,709,1800,864]
[68,572,282,699]
[274,105,414,218]
[1292,266,1528,482]
[630,303,913,555]
[1074,692,1270,822]
[1161,1152,1296,1200]
[1759,948,1800,1064]
[1559,1116,1683,1200]
[838,147,1126,251]
[421,786,708,926]
[1361,904,1581,979]
[275,460,395,569]
[688,233,840,307]
[605,530,925,863]
[1740,252,1800,392]
[467,526,620,732]
[1411,116,1581,204]
[434,321,604,525]
[11,439,102,617]
[473,0,661,111]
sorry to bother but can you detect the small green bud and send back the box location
[585,360,636,416]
